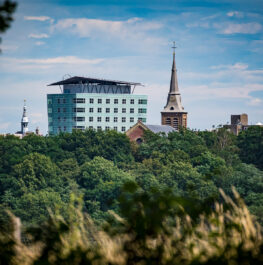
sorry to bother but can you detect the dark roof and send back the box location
[146,124,176,135]
[48,76,141,86]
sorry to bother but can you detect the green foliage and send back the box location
[238,126,263,170]
[1,187,263,265]
[0,127,262,226]
[0,0,17,52]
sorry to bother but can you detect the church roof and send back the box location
[146,124,175,135]
[126,120,176,137]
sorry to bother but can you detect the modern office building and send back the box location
[47,76,147,135]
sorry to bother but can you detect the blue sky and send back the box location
[1,0,263,134]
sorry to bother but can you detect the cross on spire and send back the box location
[172,41,177,54]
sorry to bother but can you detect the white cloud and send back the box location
[248,98,262,106]
[53,17,162,38]
[52,17,164,51]
[211,63,248,70]
[24,16,54,23]
[217,22,262,34]
[1,56,103,65]
[227,11,244,18]
[29,33,49,39]
[1,44,18,52]
[0,56,104,74]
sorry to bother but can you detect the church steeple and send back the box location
[169,43,179,94]
[21,100,29,135]
[161,42,187,130]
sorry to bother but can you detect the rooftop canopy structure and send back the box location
[48,76,142,95]
[48,76,141,87]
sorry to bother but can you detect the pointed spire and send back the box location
[163,42,185,112]
[169,44,179,94]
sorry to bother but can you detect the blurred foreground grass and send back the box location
[0,184,263,265]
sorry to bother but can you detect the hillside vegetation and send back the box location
[0,126,262,225]
[0,126,263,264]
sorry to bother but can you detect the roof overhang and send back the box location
[48,76,142,87]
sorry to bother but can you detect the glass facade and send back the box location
[47,92,147,135]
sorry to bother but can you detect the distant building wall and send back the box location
[47,93,148,135]
[231,114,248,126]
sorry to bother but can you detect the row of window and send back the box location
[72,107,146,113]
[165,117,187,130]
[55,98,147,105]
[56,117,146,123]
[58,126,127,132]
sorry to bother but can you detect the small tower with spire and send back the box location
[161,42,187,130]
[21,100,29,135]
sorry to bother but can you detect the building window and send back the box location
[48,108,52,113]
[106,99,110,104]
[98,98,102,104]
[122,117,126,122]
[89,126,93,129]
[122,99,126,104]
[130,99,134,104]
[165,118,171,125]
[97,126,102,131]
[73,126,85,130]
[98,108,102,113]
[138,99,147,104]
[73,108,85,112]
[138,118,146,123]
[138,108,147,113]
[64,126,66,131]
[121,126,126,132]
[114,108,118,113]
[105,126,110,131]
[63,108,66,113]
[97,117,102,122]
[48,99,52,105]
[173,118,179,130]
[106,117,110,122]
[114,127,118,131]
[114,117,118,122]
[130,108,134,113]
[58,117,61,122]
[89,117,93,122]
[63,99,66,104]
[64,117,66,122]
[73,117,85,122]
[58,108,60,113]
[114,99,118,104]
[90,98,94,104]
[130,117,134,123]
[57,99,60,104]
[89,108,93,113]
[73,98,85,103]
[58,126,61,132]
[122,108,126,113]
[106,108,110,113]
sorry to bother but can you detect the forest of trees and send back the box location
[0,126,263,264]
[0,126,262,226]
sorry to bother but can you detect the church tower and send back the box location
[21,100,29,135]
[161,43,187,130]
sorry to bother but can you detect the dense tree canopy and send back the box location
[0,127,262,225]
